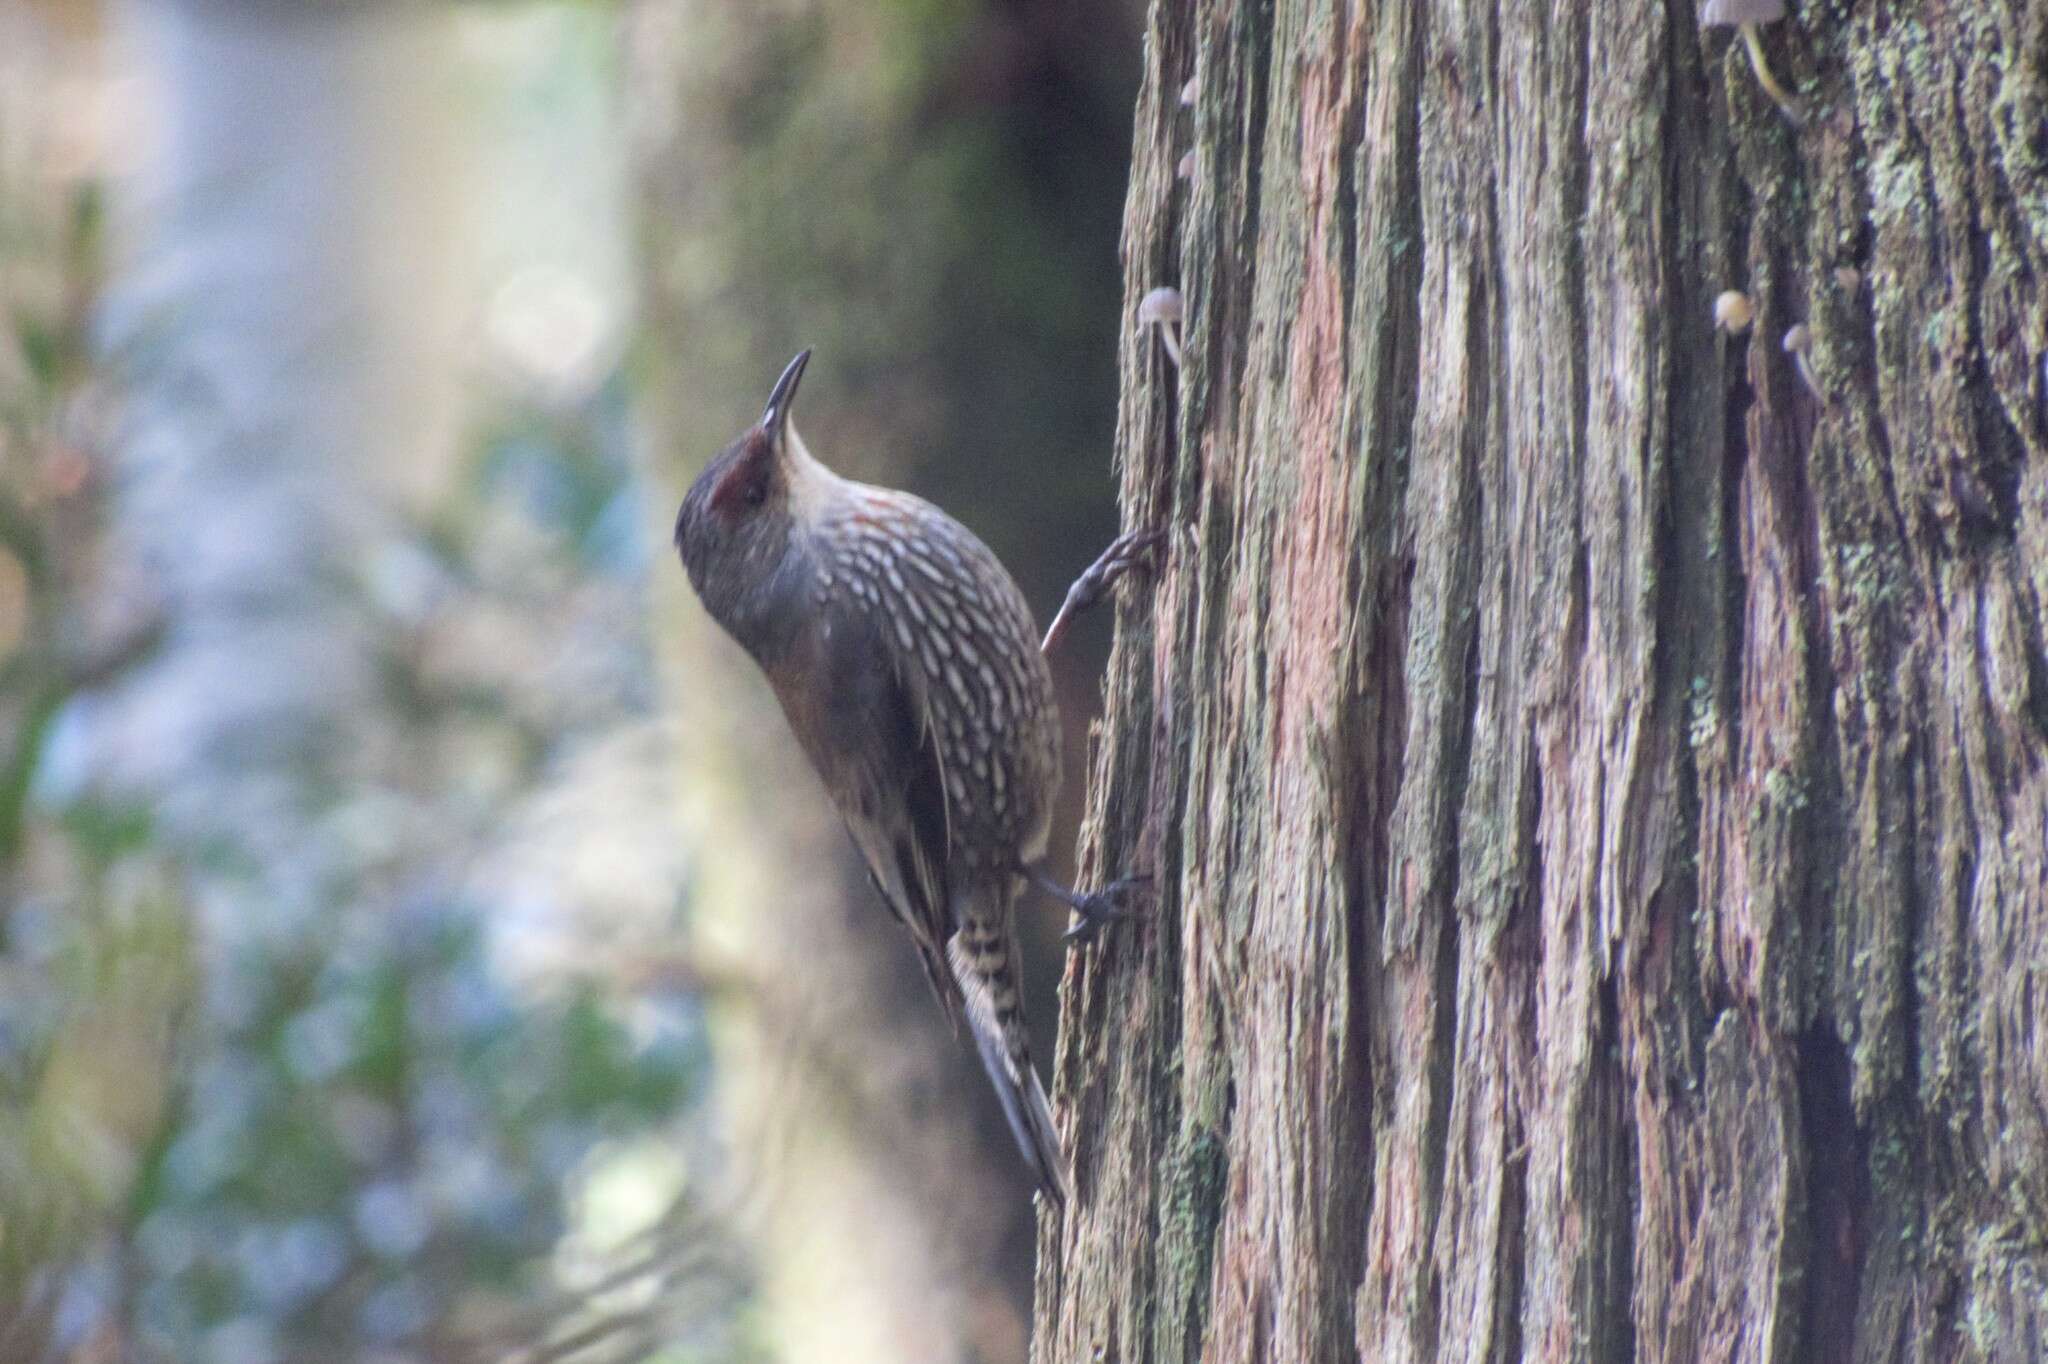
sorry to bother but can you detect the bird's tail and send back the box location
[950,929,1070,1209]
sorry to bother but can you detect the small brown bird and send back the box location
[674,351,1150,1206]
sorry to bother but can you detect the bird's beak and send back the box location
[761,349,812,444]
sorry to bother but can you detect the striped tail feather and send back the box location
[949,932,1071,1208]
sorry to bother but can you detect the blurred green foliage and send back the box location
[0,82,754,1364]
[126,908,710,1354]
[1,0,1141,1358]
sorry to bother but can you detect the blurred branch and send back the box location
[457,1182,754,1364]
[59,606,166,692]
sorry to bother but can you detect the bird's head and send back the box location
[675,349,824,652]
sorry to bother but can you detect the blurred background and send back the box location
[0,1,1136,1361]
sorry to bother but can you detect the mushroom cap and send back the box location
[1700,0,1785,27]
[1713,289,1754,334]
[1137,286,1184,328]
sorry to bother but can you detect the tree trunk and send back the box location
[82,0,468,877]
[628,5,1136,1358]
[1035,3,2048,1362]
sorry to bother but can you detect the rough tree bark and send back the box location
[1036,3,2047,1362]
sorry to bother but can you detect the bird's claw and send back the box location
[1041,526,1169,655]
[1061,874,1153,946]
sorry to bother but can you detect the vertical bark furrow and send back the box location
[1200,2,1381,1357]
[1355,7,1507,1364]
[1032,6,1196,1359]
[1360,46,1496,1364]
[1793,1024,1868,1364]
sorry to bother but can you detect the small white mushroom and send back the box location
[1782,323,1825,403]
[1714,289,1754,335]
[1177,149,1197,181]
[1180,74,1199,107]
[1137,286,1184,367]
[1701,0,1804,127]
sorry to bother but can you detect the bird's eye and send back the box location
[710,445,774,518]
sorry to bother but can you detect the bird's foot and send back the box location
[1040,526,1169,655]
[1024,865,1152,946]
[1058,874,1152,946]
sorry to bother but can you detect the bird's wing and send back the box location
[852,673,965,1033]
[770,607,965,1033]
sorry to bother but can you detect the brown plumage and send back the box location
[673,350,1069,1205]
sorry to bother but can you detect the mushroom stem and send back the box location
[1136,287,1185,369]
[1740,23,1804,126]
[1782,325,1826,406]
[1791,352,1824,403]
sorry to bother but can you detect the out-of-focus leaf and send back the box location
[0,686,63,865]
[11,316,61,390]
[0,871,194,1299]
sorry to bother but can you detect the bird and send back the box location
[673,350,1152,1207]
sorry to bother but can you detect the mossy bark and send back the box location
[1035,2,2048,1361]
